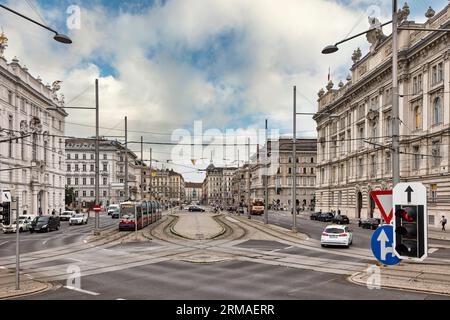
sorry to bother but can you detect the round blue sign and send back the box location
[371,225,401,265]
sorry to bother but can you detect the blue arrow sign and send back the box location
[371,225,401,265]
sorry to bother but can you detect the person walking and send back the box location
[440,215,447,232]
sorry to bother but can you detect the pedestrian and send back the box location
[440,215,447,232]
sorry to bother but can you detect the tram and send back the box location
[118,200,162,231]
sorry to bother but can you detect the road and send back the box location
[0,214,117,257]
[22,260,447,300]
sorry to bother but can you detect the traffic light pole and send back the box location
[247,137,251,219]
[264,119,269,225]
[94,79,100,236]
[292,86,297,232]
[391,0,400,187]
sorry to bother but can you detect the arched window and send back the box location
[414,106,421,130]
[434,97,442,125]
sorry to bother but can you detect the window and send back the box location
[303,168,307,174]
[103,178,107,185]
[438,62,444,83]
[433,97,442,125]
[82,164,86,172]
[339,164,344,182]
[67,178,71,185]
[288,168,292,174]
[82,191,86,197]
[75,178,79,185]
[90,164,94,172]
[385,115,392,136]
[413,74,422,94]
[67,164,71,172]
[75,164,79,172]
[82,178,86,185]
[288,157,292,163]
[320,168,325,184]
[75,154,79,160]
[103,154,107,160]
[8,91,14,105]
[331,137,337,157]
[385,152,391,173]
[331,166,336,183]
[347,130,351,152]
[103,163,107,171]
[432,141,441,167]
[432,65,437,84]
[91,154,94,160]
[103,190,107,197]
[358,158,364,178]
[90,178,94,185]
[413,146,420,170]
[431,184,437,203]
[67,154,71,160]
[414,106,421,130]
[32,133,37,161]
[310,168,314,174]
[370,155,377,177]
[358,126,364,148]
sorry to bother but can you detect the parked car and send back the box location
[60,211,75,221]
[107,204,120,216]
[332,215,350,224]
[316,212,334,222]
[358,218,380,230]
[69,213,88,225]
[321,225,353,248]
[2,219,31,233]
[310,212,321,220]
[29,216,60,233]
[188,206,205,212]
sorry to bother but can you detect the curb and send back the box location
[348,271,450,296]
[0,281,54,300]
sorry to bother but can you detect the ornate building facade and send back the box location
[315,3,450,227]
[202,164,236,206]
[0,32,67,216]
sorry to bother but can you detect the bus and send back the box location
[250,199,265,215]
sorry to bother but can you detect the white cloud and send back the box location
[1,0,399,181]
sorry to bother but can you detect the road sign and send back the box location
[93,205,102,212]
[371,225,401,265]
[1,191,11,203]
[393,182,427,261]
[370,190,393,224]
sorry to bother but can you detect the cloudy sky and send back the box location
[1,0,446,181]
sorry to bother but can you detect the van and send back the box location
[29,215,60,233]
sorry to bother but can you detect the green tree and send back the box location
[65,186,75,207]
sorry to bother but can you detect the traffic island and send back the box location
[170,213,226,240]
[349,263,450,296]
[0,269,52,299]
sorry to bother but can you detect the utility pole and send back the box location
[237,149,240,215]
[141,136,144,200]
[292,86,297,232]
[391,0,400,186]
[14,195,19,290]
[247,137,251,219]
[264,119,269,224]
[149,148,152,200]
[124,116,128,201]
[94,78,100,235]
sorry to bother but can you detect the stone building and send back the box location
[147,169,185,205]
[65,138,139,208]
[185,182,203,204]
[202,164,237,206]
[0,32,66,217]
[314,3,450,226]
[249,138,317,211]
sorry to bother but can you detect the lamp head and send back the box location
[53,33,72,44]
[322,44,339,54]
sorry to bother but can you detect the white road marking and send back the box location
[116,298,126,300]
[68,258,85,263]
[0,266,6,269]
[429,248,439,254]
[0,241,9,246]
[226,217,239,223]
[64,286,100,296]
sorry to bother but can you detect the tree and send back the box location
[65,186,75,207]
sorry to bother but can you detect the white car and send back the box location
[60,211,76,221]
[69,214,88,225]
[2,219,31,233]
[321,225,353,248]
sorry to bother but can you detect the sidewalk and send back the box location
[429,227,450,241]
[0,268,51,299]
[171,212,225,240]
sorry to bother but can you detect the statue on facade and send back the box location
[351,48,362,64]
[425,6,435,19]
[366,17,386,54]
[51,80,62,93]
[0,30,7,58]
[397,2,410,24]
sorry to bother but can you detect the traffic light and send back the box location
[0,202,11,225]
[394,205,426,260]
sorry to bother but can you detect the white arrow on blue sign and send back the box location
[371,225,400,265]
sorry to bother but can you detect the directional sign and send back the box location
[370,190,393,224]
[393,182,426,206]
[371,225,401,265]
[1,191,11,203]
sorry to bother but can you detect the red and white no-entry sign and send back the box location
[93,205,102,212]
[370,190,393,224]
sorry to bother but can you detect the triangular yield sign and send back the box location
[370,190,393,224]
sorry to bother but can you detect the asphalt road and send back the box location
[24,259,448,300]
[0,214,117,257]
[250,210,375,249]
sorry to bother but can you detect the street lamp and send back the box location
[322,0,450,188]
[0,4,72,44]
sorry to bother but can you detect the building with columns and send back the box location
[314,3,450,227]
[202,164,237,206]
[0,32,67,217]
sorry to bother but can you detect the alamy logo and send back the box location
[66,264,81,289]
[66,5,81,30]
[366,265,381,290]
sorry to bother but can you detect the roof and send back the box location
[185,182,203,188]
